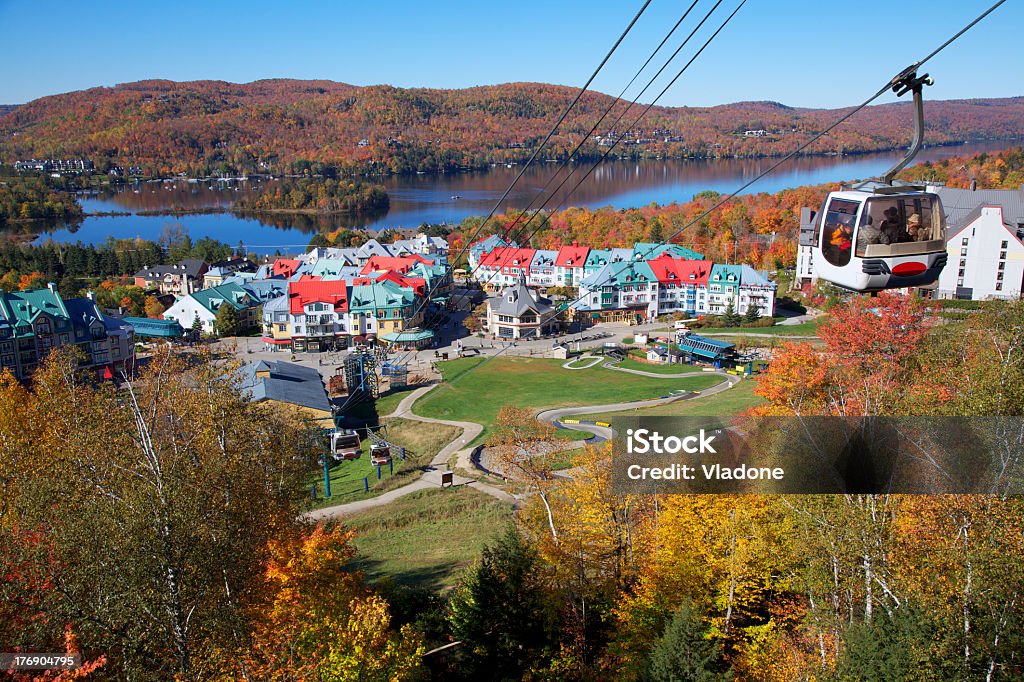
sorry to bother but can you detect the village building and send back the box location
[554,242,591,287]
[646,256,713,316]
[202,257,257,288]
[486,278,558,339]
[281,280,349,353]
[468,234,517,271]
[0,285,135,381]
[163,282,261,335]
[576,260,659,322]
[134,259,209,297]
[476,247,536,290]
[675,330,736,367]
[527,250,559,288]
[933,185,1024,300]
[238,360,332,419]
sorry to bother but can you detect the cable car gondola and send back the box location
[369,442,392,467]
[810,69,948,293]
[330,429,361,461]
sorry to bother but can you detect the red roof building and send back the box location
[287,280,349,315]
[647,256,713,286]
[554,242,590,269]
[353,271,428,296]
[273,258,302,279]
[360,254,433,276]
[478,247,537,275]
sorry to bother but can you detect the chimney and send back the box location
[86,291,95,302]
[970,179,977,191]
[47,282,57,293]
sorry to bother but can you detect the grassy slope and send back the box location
[565,378,765,422]
[346,487,513,590]
[374,385,420,417]
[695,319,822,336]
[612,357,704,374]
[306,416,463,509]
[413,356,724,444]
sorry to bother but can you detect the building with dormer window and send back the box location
[0,285,134,381]
[134,259,209,297]
[486,277,558,339]
[163,282,262,335]
[554,242,591,287]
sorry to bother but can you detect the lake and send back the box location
[23,140,1019,254]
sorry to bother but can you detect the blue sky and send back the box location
[0,1,1019,108]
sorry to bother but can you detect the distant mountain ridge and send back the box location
[0,79,1021,176]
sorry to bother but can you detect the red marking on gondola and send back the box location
[892,261,927,277]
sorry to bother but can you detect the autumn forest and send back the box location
[2,79,1023,177]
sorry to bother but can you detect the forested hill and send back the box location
[1,78,1022,176]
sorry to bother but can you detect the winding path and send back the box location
[537,370,739,441]
[306,368,739,520]
[305,384,515,520]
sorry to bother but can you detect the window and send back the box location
[999,262,1005,271]
[822,197,859,267]
[1000,251,1007,260]
[997,272,1004,281]
[277,323,286,332]
[962,238,969,245]
[996,283,1003,291]
[959,269,965,277]
[958,278,964,286]
[960,259,966,267]
[1002,240,1009,248]
[961,248,968,256]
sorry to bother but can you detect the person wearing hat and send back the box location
[880,206,906,244]
[906,212,924,241]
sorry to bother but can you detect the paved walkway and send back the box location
[536,371,739,441]
[562,354,604,370]
[304,384,516,520]
[305,365,741,519]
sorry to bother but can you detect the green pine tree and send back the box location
[647,599,732,681]
[190,313,204,335]
[723,301,741,327]
[742,303,761,324]
[214,303,240,337]
[447,530,555,679]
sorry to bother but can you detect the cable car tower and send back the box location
[338,348,379,415]
[809,68,948,293]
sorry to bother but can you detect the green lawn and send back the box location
[306,417,463,509]
[612,356,704,374]
[695,319,822,336]
[346,487,513,590]
[565,378,766,422]
[414,356,725,444]
[374,385,420,417]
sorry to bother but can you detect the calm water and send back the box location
[23,140,1018,254]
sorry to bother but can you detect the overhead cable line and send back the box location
[501,0,742,253]
[435,0,1007,392]
[452,0,734,301]
[385,0,655,364]
[495,0,703,241]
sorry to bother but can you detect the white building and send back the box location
[933,186,1024,300]
[794,207,818,289]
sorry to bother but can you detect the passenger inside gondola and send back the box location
[880,206,907,243]
[857,215,881,252]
